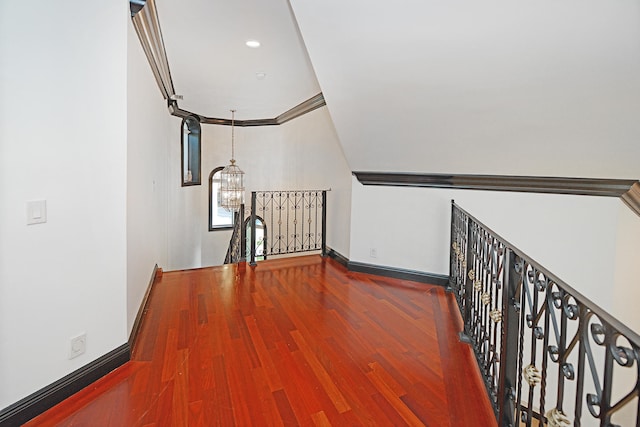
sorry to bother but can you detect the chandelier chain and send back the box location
[231,109,236,161]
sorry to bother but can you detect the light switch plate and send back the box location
[26,200,47,225]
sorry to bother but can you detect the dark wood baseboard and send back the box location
[326,247,449,286]
[0,344,130,427]
[129,264,161,350]
[326,247,349,268]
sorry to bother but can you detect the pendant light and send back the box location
[220,109,245,211]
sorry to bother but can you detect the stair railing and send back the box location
[249,190,327,266]
[449,200,640,426]
[223,204,245,264]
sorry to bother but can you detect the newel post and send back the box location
[239,203,246,263]
[250,192,257,266]
[321,190,327,257]
[447,200,456,292]
[497,249,521,426]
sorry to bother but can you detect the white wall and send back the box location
[350,177,640,330]
[613,205,640,330]
[166,116,205,271]
[0,1,128,409]
[126,21,170,334]
[167,107,352,270]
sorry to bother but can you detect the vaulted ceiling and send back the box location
[155,0,640,178]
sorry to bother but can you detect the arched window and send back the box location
[209,167,234,230]
[181,115,201,186]
[244,216,267,261]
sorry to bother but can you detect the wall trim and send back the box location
[326,247,449,287]
[348,261,450,286]
[131,2,325,127]
[0,344,130,426]
[326,247,349,269]
[195,93,326,127]
[353,172,637,197]
[621,182,640,217]
[353,172,640,217]
[129,264,162,350]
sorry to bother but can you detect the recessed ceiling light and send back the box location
[256,72,266,80]
[245,40,261,48]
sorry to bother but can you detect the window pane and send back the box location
[211,171,233,228]
[182,116,201,186]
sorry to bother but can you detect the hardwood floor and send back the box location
[25,256,496,426]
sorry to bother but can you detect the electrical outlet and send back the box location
[69,333,86,359]
[370,248,377,258]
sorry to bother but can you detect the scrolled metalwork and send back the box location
[561,362,575,380]
[586,392,601,418]
[251,190,326,260]
[449,201,640,427]
[590,323,606,346]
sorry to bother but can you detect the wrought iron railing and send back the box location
[223,205,245,264]
[449,201,640,427]
[249,190,327,265]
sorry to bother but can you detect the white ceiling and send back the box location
[154,0,640,178]
[156,0,320,120]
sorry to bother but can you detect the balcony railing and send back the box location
[249,190,327,265]
[449,201,640,426]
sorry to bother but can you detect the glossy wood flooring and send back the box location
[26,256,496,426]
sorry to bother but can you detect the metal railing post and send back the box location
[239,204,246,263]
[462,212,474,332]
[448,200,455,292]
[321,190,327,257]
[250,192,257,266]
[497,249,521,426]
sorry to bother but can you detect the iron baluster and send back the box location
[285,192,290,253]
[463,217,474,339]
[239,204,246,262]
[539,279,551,423]
[600,323,615,427]
[448,200,456,292]
[515,259,526,427]
[525,267,541,427]
[321,190,327,256]
[498,249,521,426]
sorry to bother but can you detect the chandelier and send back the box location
[220,109,245,211]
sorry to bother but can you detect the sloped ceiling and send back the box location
[289,1,640,178]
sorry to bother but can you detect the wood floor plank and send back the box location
[289,330,351,414]
[365,369,426,427]
[24,255,496,426]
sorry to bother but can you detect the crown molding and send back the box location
[621,182,640,216]
[353,172,637,197]
[131,1,326,128]
[353,172,640,216]
[188,93,326,127]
